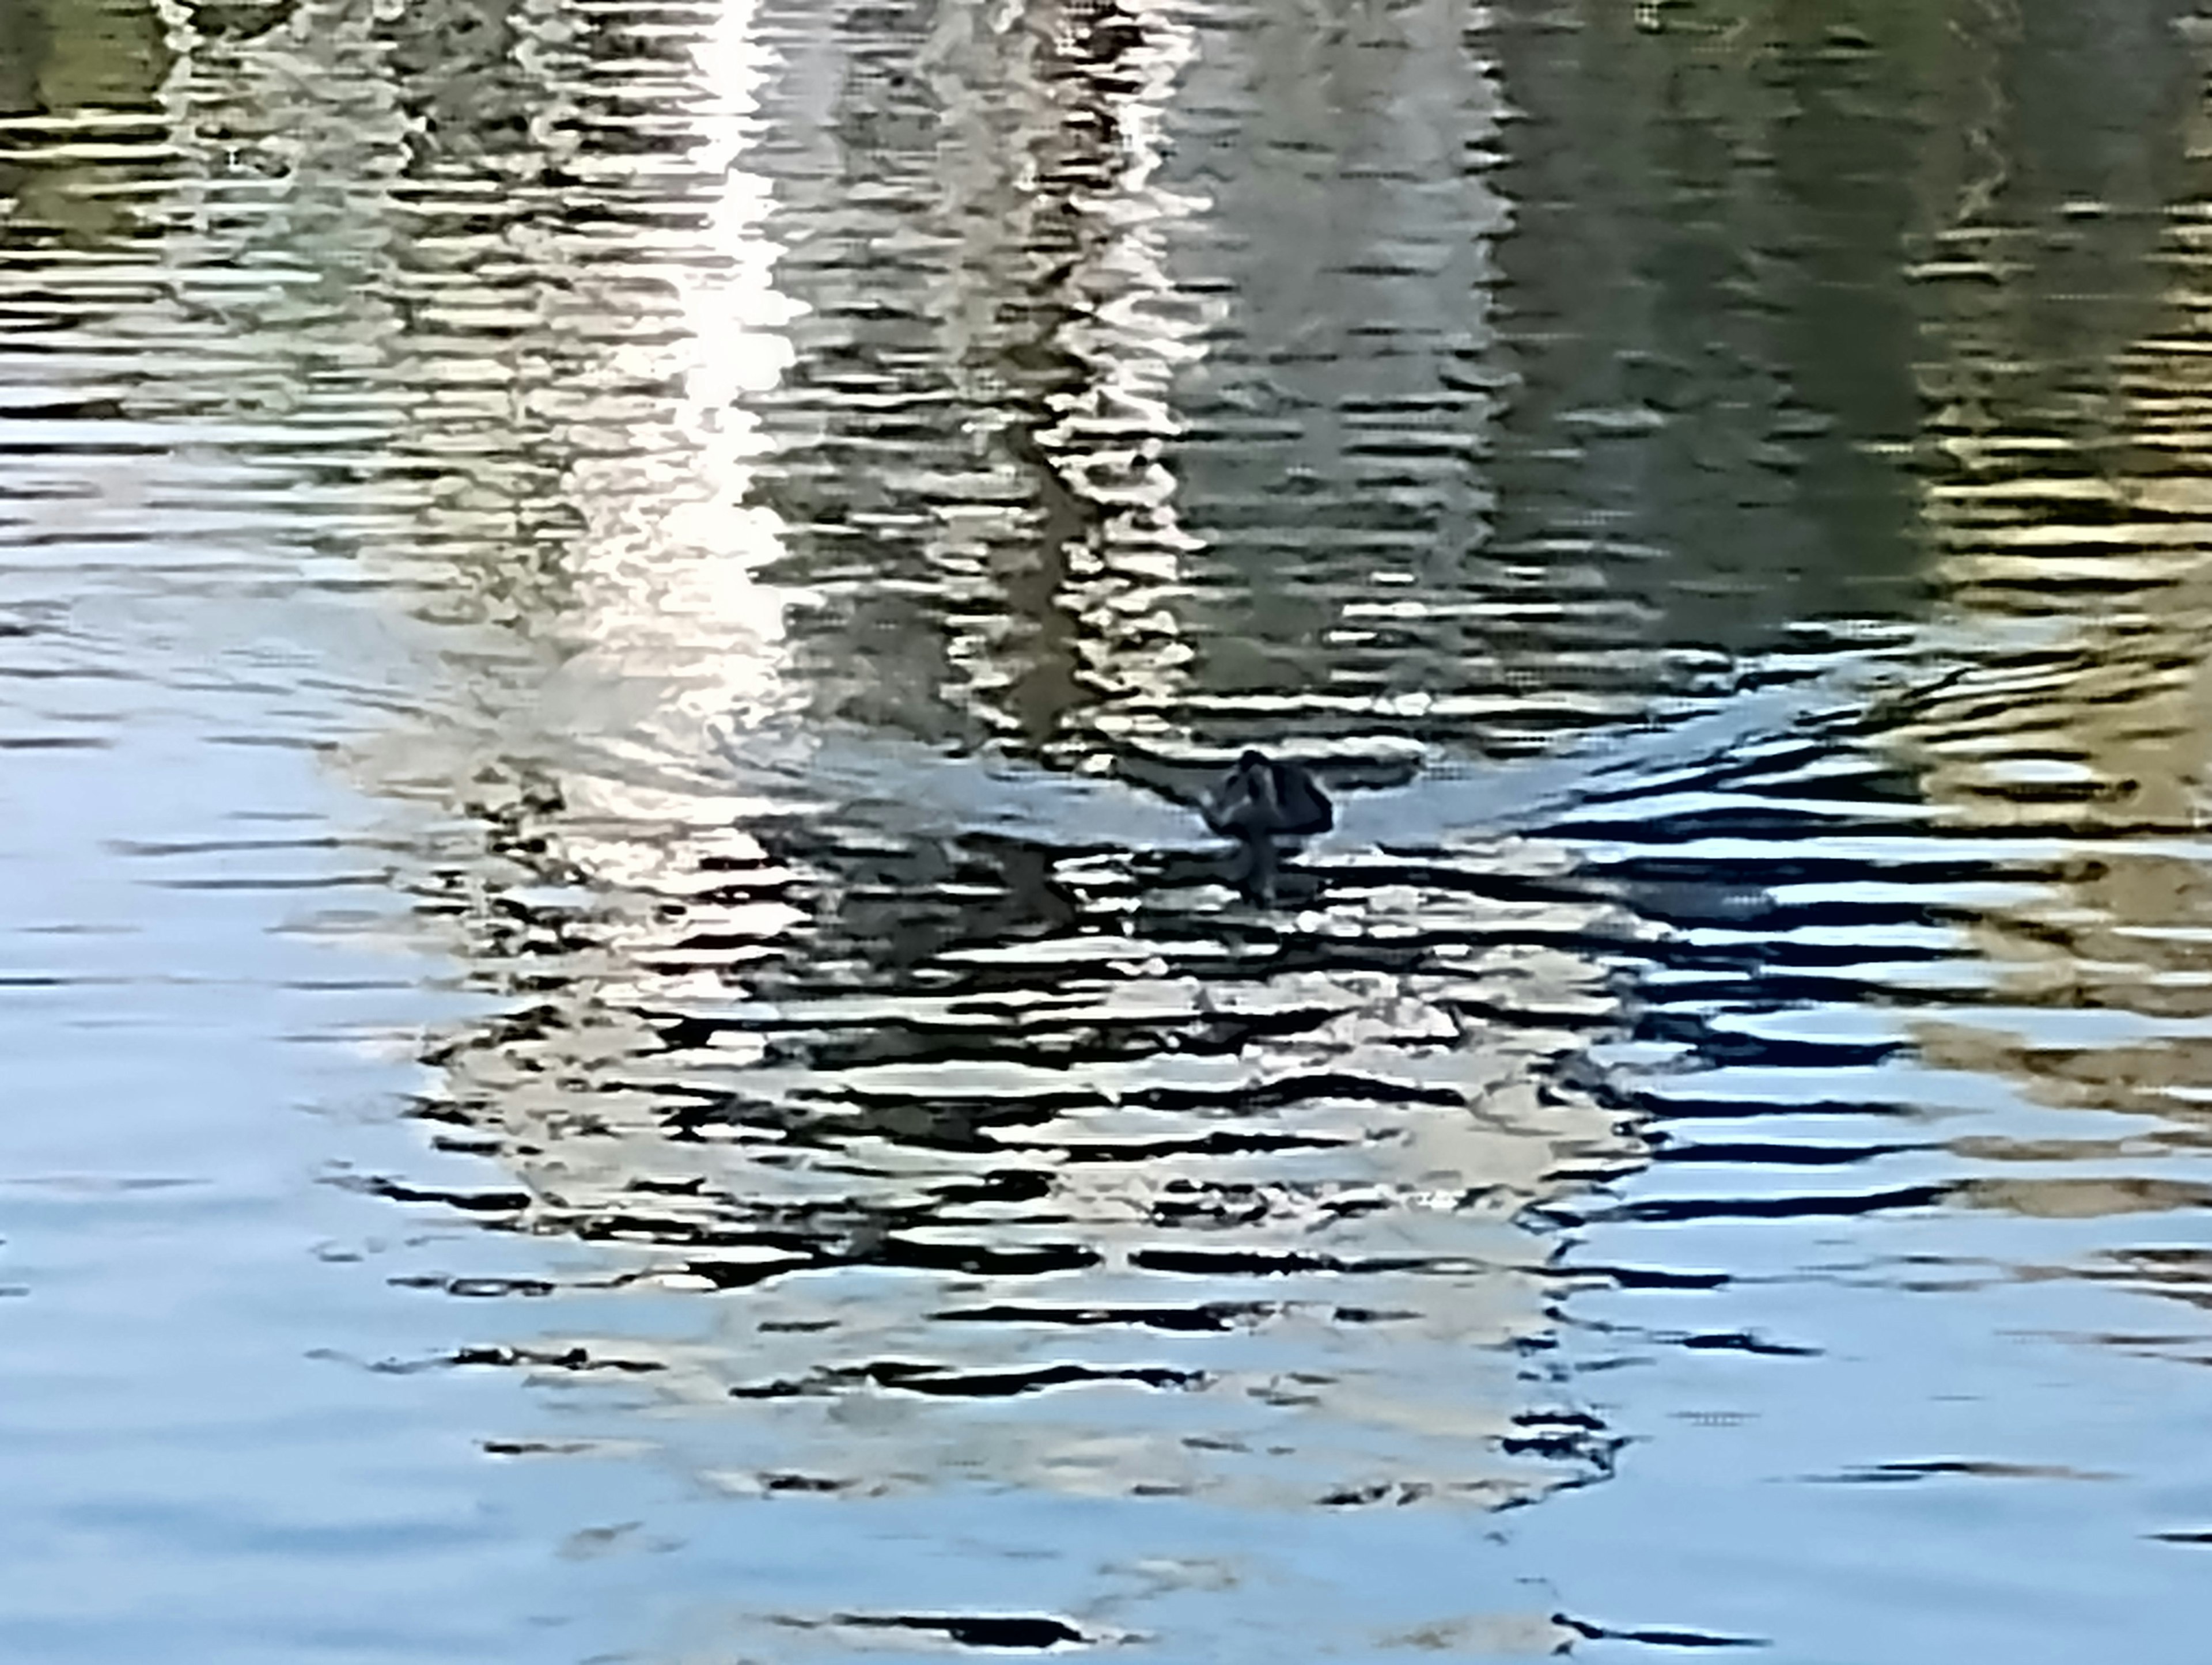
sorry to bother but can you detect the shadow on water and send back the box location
[12,0,2212,1659]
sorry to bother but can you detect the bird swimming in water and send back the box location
[1200,749,1332,898]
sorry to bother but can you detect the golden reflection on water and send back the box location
[1895,44,2212,1178]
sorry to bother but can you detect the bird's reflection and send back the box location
[1202,750,1334,900]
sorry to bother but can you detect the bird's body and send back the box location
[1201,750,1331,897]
[1202,749,1332,841]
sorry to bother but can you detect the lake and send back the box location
[7,0,2212,1659]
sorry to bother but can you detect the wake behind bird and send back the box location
[713,663,1897,860]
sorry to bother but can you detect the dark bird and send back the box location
[1200,749,1332,898]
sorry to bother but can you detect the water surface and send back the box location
[8,0,2212,1660]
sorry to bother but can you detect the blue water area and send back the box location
[9,0,2212,1660]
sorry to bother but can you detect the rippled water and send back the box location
[10,0,2212,1659]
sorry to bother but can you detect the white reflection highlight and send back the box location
[552,0,805,792]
